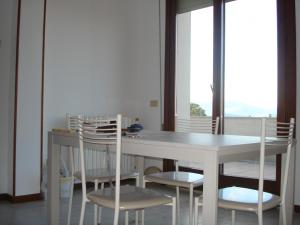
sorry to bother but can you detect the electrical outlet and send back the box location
[150,100,159,107]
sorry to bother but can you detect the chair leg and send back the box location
[113,209,120,225]
[258,209,263,225]
[94,180,99,225]
[194,197,199,225]
[135,210,139,225]
[67,178,74,225]
[231,210,236,225]
[282,203,287,225]
[142,178,146,188]
[189,185,193,225]
[176,186,180,225]
[136,175,140,187]
[79,200,86,225]
[172,197,177,225]
[142,178,145,225]
[134,177,141,225]
[125,211,129,225]
[141,210,145,225]
[98,182,104,224]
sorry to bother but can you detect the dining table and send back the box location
[47,130,295,225]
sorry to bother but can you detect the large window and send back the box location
[223,0,277,180]
[175,7,213,120]
[164,0,296,194]
[224,0,277,118]
[175,7,213,169]
[190,7,213,117]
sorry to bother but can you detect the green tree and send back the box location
[190,103,207,117]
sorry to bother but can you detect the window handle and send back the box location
[210,84,214,94]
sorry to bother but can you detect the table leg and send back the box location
[135,155,145,223]
[136,156,145,187]
[202,152,219,225]
[47,133,60,225]
[279,150,295,225]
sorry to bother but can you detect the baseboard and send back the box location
[0,193,13,201]
[295,205,300,213]
[0,193,43,203]
[11,193,43,203]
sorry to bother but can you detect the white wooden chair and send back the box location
[144,117,219,225]
[194,118,295,225]
[66,114,138,225]
[78,114,176,225]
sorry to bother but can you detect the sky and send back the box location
[188,0,277,117]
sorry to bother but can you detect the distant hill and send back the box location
[193,101,276,117]
[224,101,276,117]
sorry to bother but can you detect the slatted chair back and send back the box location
[258,118,295,213]
[78,115,122,209]
[66,114,136,176]
[66,114,107,174]
[175,116,219,134]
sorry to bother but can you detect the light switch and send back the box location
[150,100,159,107]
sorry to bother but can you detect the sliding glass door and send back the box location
[175,6,213,169]
[223,0,278,180]
[164,0,296,194]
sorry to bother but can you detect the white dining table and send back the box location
[47,130,295,225]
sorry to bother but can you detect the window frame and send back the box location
[163,0,296,195]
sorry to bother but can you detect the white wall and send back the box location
[44,0,165,171]
[124,0,163,131]
[0,0,17,195]
[14,0,44,196]
[295,0,300,206]
[44,0,137,157]
[44,0,164,171]
[1,0,165,196]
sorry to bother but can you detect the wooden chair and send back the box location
[194,118,295,225]
[66,114,138,225]
[144,117,219,225]
[78,114,176,225]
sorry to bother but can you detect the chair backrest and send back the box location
[66,114,108,174]
[258,118,295,211]
[78,114,122,206]
[66,113,136,176]
[66,113,82,130]
[175,116,220,134]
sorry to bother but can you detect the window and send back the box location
[223,0,277,180]
[164,0,296,194]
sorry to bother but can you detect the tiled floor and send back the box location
[0,184,299,225]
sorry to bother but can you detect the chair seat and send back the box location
[74,168,138,183]
[197,186,281,213]
[218,187,281,212]
[144,171,204,188]
[87,185,173,210]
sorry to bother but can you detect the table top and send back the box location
[50,129,286,160]
[123,130,262,151]
[51,129,261,146]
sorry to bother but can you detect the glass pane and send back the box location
[223,0,277,180]
[175,7,213,170]
[190,7,213,117]
[175,7,213,120]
